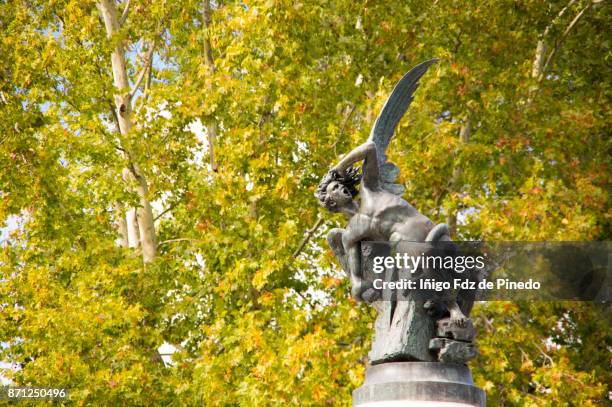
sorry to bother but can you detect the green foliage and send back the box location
[0,0,609,405]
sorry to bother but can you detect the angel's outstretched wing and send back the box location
[367,59,438,195]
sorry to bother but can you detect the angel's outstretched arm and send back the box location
[332,141,380,189]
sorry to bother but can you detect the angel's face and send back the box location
[326,181,352,209]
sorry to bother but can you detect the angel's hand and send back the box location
[329,166,342,176]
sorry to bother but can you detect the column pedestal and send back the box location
[352,362,485,407]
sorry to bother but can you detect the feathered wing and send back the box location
[367,59,438,195]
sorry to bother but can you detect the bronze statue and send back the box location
[316,60,477,363]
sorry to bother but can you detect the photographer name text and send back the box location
[372,278,541,291]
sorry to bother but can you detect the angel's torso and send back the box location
[344,185,434,244]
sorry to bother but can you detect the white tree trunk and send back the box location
[99,0,157,262]
[114,202,129,248]
[126,208,140,248]
[532,40,548,79]
[134,170,156,262]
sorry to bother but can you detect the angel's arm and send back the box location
[332,141,380,189]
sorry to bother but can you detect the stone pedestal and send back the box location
[353,362,485,407]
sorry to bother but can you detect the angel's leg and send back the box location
[327,228,370,301]
[342,236,380,303]
[345,244,364,301]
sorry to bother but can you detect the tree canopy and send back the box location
[0,0,610,405]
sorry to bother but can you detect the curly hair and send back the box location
[315,167,361,211]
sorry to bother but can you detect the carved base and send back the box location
[368,300,436,363]
[429,316,478,364]
[353,362,485,407]
[430,338,477,364]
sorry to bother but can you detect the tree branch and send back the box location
[539,1,593,83]
[129,43,156,101]
[293,288,316,309]
[202,0,219,172]
[202,0,216,70]
[531,0,575,88]
[119,0,130,27]
[534,342,555,367]
[158,238,205,246]
[292,216,324,258]
[331,103,357,155]
[135,52,154,112]
[544,0,576,39]
[153,203,177,222]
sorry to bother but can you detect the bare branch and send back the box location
[293,288,317,309]
[129,43,156,101]
[153,204,177,222]
[532,0,577,78]
[331,103,357,154]
[119,0,131,26]
[539,1,593,82]
[135,53,154,112]
[158,238,205,246]
[534,342,555,367]
[292,216,325,258]
[543,0,577,38]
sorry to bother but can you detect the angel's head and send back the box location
[315,167,361,212]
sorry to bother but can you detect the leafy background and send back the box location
[0,0,610,405]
